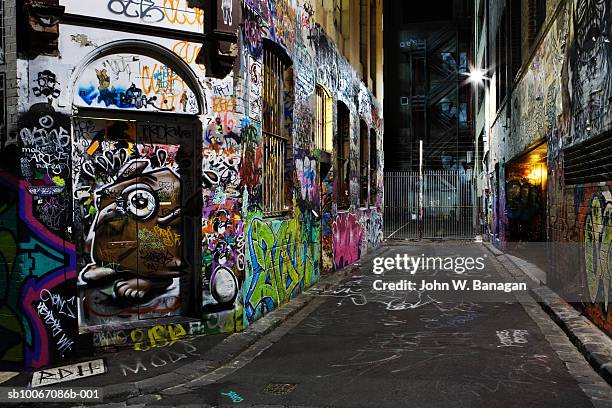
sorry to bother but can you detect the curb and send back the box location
[97,247,386,404]
[530,286,612,386]
[482,241,612,387]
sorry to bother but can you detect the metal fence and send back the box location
[384,170,475,240]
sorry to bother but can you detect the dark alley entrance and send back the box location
[504,144,548,243]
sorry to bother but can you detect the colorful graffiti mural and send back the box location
[243,203,320,323]
[485,0,612,336]
[5,0,383,371]
[0,171,77,370]
[73,118,195,326]
[76,54,199,114]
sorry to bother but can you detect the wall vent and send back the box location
[564,131,612,185]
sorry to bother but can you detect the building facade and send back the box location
[384,0,473,172]
[476,0,612,334]
[0,0,384,370]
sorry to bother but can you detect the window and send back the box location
[370,0,377,91]
[262,44,292,216]
[359,120,369,207]
[335,0,350,40]
[315,85,332,152]
[0,0,4,64]
[495,10,508,109]
[510,0,522,78]
[336,102,350,210]
[369,128,377,204]
[360,0,369,81]
[528,0,546,47]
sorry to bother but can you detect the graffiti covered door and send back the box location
[74,117,199,327]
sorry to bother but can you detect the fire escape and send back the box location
[404,24,473,171]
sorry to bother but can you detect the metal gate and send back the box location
[384,170,475,240]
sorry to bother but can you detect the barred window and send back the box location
[359,120,369,207]
[262,44,291,216]
[315,85,332,152]
[369,128,377,204]
[337,102,350,210]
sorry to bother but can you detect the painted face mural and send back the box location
[74,119,192,326]
[81,159,184,298]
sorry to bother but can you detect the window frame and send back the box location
[336,102,351,211]
[359,120,369,208]
[315,84,333,152]
[369,128,377,206]
[262,42,292,217]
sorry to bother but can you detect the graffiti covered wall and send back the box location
[488,0,612,334]
[547,0,612,335]
[235,0,384,328]
[2,0,383,369]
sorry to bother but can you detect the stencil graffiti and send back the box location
[248,56,263,120]
[32,70,61,100]
[222,0,233,26]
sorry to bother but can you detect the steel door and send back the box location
[75,117,198,326]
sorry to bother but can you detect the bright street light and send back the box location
[461,67,491,85]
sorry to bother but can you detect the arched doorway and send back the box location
[70,44,204,329]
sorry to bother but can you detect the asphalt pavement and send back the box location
[132,242,600,408]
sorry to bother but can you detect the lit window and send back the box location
[315,85,332,152]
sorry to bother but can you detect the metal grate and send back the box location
[263,383,297,395]
[262,45,289,216]
[564,131,612,185]
[384,170,475,240]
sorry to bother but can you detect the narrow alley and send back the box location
[37,241,608,408]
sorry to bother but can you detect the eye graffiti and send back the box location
[115,184,159,220]
[78,148,185,305]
